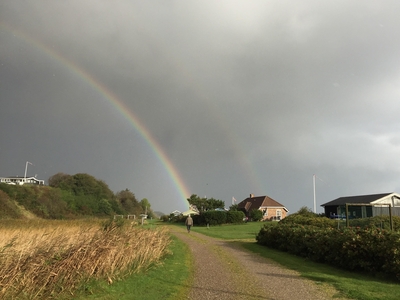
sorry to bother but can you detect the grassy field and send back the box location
[77,234,193,300]
[0,219,171,299]
[189,221,268,240]
[191,221,400,300]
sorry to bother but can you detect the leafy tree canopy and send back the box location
[116,189,142,216]
[229,204,239,211]
[250,209,263,221]
[139,198,155,218]
[187,194,225,212]
[48,173,113,200]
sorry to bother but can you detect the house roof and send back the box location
[321,193,393,207]
[238,195,288,212]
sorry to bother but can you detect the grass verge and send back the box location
[76,234,194,300]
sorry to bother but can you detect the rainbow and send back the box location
[1,23,191,207]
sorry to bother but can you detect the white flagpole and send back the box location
[313,174,316,213]
[24,162,33,182]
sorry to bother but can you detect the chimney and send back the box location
[250,194,254,198]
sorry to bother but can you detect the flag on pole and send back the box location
[27,161,33,165]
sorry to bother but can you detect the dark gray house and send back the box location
[321,193,400,218]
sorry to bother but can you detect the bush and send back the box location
[256,223,400,280]
[249,209,263,221]
[280,214,336,228]
[348,215,400,231]
[226,211,245,223]
[160,215,169,222]
[195,211,227,225]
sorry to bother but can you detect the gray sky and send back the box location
[2,1,400,214]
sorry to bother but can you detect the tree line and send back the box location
[0,172,154,219]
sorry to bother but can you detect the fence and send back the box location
[113,215,137,219]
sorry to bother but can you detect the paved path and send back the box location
[171,227,348,300]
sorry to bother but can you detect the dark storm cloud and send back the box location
[2,1,400,213]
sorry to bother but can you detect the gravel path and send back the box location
[171,226,348,300]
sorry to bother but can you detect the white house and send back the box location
[0,176,44,185]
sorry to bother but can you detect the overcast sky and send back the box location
[2,1,400,214]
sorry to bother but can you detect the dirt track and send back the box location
[172,227,347,300]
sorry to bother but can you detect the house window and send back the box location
[361,206,367,218]
[276,209,282,220]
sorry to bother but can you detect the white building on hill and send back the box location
[0,176,44,185]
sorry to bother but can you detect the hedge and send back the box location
[256,223,400,280]
[226,211,245,223]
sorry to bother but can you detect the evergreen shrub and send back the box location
[196,211,227,225]
[226,211,244,223]
[256,223,400,280]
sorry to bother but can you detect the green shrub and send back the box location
[280,214,336,228]
[250,209,263,221]
[256,223,400,280]
[196,211,227,225]
[348,215,400,231]
[226,211,244,223]
[160,215,169,222]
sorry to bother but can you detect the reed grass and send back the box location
[0,219,170,299]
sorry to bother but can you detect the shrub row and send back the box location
[280,214,400,231]
[191,210,244,225]
[194,210,245,225]
[256,224,400,280]
[279,214,337,228]
[168,211,245,225]
[348,215,400,231]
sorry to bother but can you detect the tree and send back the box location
[98,198,113,215]
[250,209,263,221]
[116,189,141,215]
[187,194,225,212]
[140,198,151,213]
[48,173,73,190]
[229,204,239,211]
[140,198,155,218]
[48,173,113,201]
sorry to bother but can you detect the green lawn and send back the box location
[189,221,270,240]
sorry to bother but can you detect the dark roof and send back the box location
[321,193,393,207]
[238,195,288,212]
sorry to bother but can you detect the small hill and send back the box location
[0,190,26,219]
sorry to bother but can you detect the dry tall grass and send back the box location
[0,219,170,299]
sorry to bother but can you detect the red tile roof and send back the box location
[238,195,288,212]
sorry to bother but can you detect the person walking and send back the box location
[185,215,193,233]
